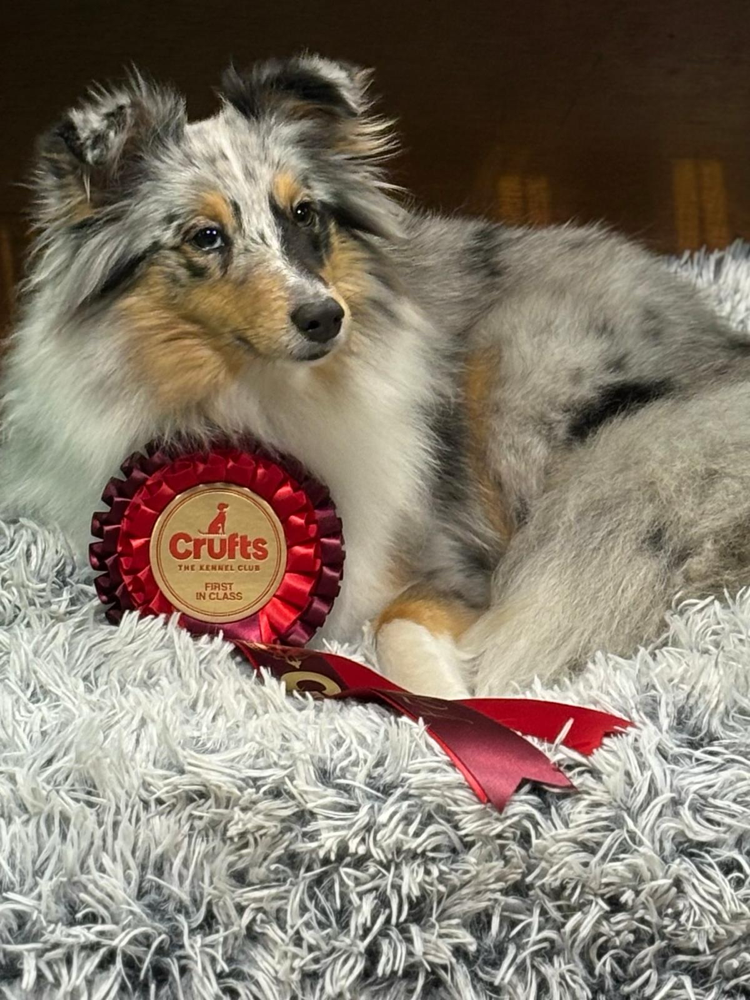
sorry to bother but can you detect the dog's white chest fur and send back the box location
[211,338,432,640]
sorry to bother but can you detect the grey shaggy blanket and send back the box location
[2,244,750,1000]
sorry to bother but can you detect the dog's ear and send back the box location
[34,72,186,228]
[220,55,396,161]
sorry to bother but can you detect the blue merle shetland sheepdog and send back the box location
[3,55,750,696]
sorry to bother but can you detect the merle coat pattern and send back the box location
[2,56,750,696]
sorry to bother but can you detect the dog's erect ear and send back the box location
[221,55,370,119]
[220,55,395,161]
[34,72,186,228]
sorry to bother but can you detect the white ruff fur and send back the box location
[207,304,434,640]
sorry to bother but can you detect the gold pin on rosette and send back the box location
[90,441,345,645]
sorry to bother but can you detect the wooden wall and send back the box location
[2,0,749,335]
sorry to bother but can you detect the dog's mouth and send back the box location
[295,341,340,363]
[230,332,342,364]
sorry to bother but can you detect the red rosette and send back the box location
[90,441,345,646]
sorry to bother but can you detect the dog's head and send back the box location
[30,56,400,407]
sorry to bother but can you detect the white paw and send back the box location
[376,620,471,698]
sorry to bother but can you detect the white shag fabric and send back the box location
[2,243,750,999]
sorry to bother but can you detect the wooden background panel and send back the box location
[0,215,25,340]
[1,0,750,336]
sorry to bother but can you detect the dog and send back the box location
[202,503,230,536]
[3,54,750,698]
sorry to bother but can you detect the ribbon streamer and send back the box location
[239,645,632,812]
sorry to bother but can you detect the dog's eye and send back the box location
[190,227,226,251]
[293,202,317,227]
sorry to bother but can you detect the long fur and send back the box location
[3,56,750,695]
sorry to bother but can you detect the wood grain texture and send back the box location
[1,0,749,336]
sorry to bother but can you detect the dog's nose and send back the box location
[291,298,344,343]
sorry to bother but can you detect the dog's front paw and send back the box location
[376,620,472,699]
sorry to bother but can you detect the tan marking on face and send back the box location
[463,349,514,547]
[272,172,305,209]
[117,260,290,411]
[197,191,234,231]
[321,229,371,313]
[376,584,479,640]
[298,229,373,384]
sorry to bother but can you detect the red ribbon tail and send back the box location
[464,698,632,755]
[232,644,633,812]
[342,690,573,811]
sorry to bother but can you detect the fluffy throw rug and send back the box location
[2,243,750,999]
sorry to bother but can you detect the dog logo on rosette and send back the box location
[201,502,229,535]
